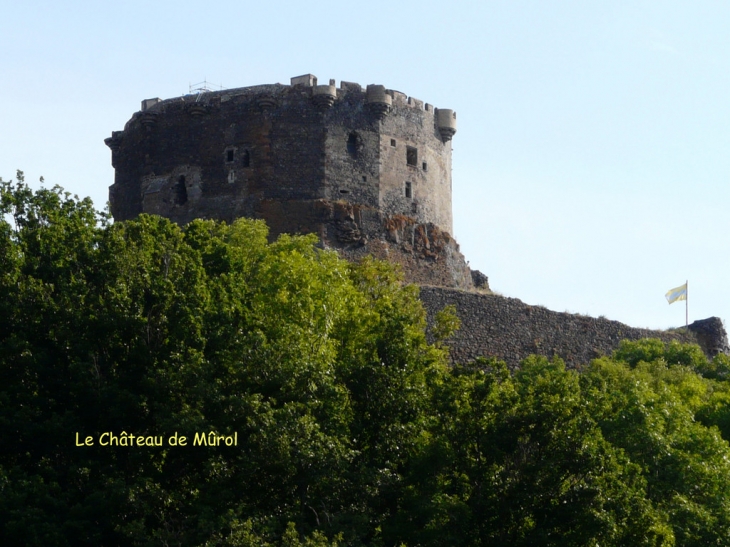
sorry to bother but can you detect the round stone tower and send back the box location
[106,74,476,289]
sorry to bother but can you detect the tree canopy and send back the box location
[2,173,730,546]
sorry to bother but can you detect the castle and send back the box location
[106,74,728,367]
[106,74,478,290]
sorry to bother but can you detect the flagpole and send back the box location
[685,279,688,329]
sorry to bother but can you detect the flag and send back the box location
[665,283,687,304]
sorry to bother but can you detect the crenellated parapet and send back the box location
[112,75,456,140]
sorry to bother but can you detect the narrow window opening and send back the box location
[340,189,350,194]
[347,133,358,158]
[406,146,417,166]
[362,175,367,182]
[405,181,412,199]
[390,139,396,147]
[226,149,235,162]
[174,176,188,205]
[242,150,250,167]
[422,161,428,171]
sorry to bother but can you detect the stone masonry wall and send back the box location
[107,77,454,233]
[419,286,729,370]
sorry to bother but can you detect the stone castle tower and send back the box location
[106,74,482,290]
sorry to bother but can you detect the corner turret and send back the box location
[436,109,457,141]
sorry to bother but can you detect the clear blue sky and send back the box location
[3,0,728,330]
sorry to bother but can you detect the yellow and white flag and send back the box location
[665,283,687,304]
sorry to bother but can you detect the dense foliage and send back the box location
[2,173,730,546]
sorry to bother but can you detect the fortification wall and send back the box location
[419,286,729,370]
[108,83,331,226]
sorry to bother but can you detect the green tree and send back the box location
[405,356,672,547]
[584,342,730,546]
[0,176,443,546]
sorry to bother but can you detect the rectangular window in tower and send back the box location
[422,161,428,171]
[406,146,417,166]
[405,181,412,198]
[226,149,235,163]
[390,139,396,147]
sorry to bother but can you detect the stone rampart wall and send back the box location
[419,286,729,370]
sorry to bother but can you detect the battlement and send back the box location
[130,75,454,133]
